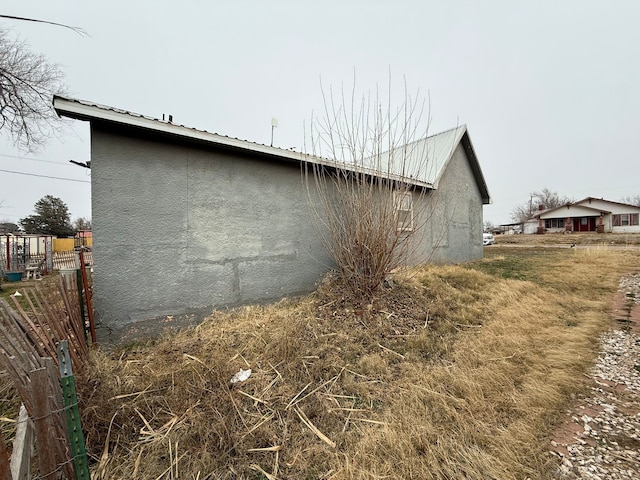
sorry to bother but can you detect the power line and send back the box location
[0,168,90,183]
[0,14,88,36]
[0,153,70,165]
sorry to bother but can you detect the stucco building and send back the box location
[54,96,490,342]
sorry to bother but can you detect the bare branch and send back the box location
[0,29,67,152]
[304,78,452,302]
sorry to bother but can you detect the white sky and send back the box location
[1,1,639,226]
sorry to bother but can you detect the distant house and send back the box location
[532,197,640,233]
[54,96,491,342]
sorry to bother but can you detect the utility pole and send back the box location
[529,194,534,218]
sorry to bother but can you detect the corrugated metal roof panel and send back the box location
[53,96,302,158]
[53,96,489,202]
[354,125,465,188]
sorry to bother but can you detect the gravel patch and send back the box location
[552,274,640,479]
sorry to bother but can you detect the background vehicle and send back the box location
[483,232,495,246]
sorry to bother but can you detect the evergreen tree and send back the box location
[20,195,74,237]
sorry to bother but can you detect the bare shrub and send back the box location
[304,79,439,301]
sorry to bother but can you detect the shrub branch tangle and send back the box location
[305,81,442,300]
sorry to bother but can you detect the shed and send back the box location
[54,96,491,342]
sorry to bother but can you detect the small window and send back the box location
[395,191,413,232]
[544,218,565,229]
[612,213,638,227]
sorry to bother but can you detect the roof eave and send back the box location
[52,95,442,192]
[461,130,491,205]
[53,95,309,165]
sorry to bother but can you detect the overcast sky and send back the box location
[1,1,639,226]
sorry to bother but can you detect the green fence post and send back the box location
[57,340,90,480]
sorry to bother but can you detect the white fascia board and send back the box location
[53,97,305,163]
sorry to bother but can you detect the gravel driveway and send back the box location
[552,273,640,479]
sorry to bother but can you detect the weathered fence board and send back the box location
[10,405,34,480]
[0,272,92,479]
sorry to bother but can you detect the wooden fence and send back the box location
[0,274,92,479]
[1,251,93,277]
[51,251,93,271]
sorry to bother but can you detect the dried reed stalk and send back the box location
[294,407,336,448]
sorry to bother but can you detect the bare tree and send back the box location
[620,195,640,207]
[511,188,574,222]
[304,79,456,302]
[73,216,91,232]
[0,28,67,151]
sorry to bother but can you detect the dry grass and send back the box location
[495,232,640,245]
[73,245,640,479]
[0,370,20,442]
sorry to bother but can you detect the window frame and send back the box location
[394,191,414,232]
[544,218,565,229]
[613,213,639,227]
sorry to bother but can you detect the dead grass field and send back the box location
[495,231,640,246]
[71,244,640,480]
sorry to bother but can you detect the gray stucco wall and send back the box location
[91,125,334,341]
[90,125,484,342]
[413,142,485,264]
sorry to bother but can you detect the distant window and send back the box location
[395,191,413,232]
[613,213,639,226]
[544,218,565,228]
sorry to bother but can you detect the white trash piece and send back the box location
[10,291,22,297]
[230,368,252,384]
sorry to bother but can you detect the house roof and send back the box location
[368,125,490,203]
[53,96,490,203]
[574,197,640,210]
[533,204,610,219]
[532,197,640,219]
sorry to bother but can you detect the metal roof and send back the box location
[533,204,611,218]
[369,125,465,187]
[574,197,640,210]
[53,96,490,202]
[354,125,489,203]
